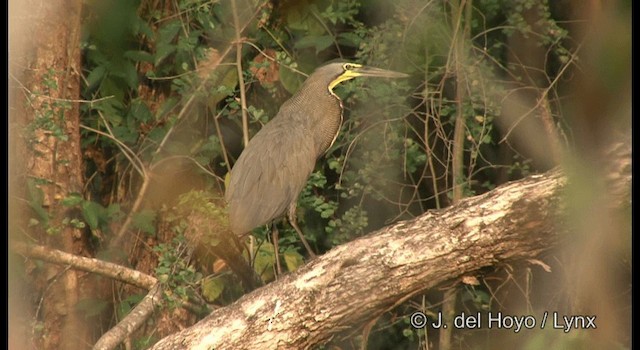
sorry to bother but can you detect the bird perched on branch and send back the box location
[225,62,408,269]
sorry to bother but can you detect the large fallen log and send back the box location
[150,137,630,350]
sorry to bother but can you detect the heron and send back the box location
[225,62,408,271]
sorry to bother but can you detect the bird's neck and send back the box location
[286,79,344,157]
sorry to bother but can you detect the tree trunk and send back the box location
[10,0,90,349]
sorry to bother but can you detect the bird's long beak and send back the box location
[354,66,409,79]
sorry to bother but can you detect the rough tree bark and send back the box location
[149,138,630,350]
[9,0,90,349]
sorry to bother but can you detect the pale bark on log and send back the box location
[149,136,630,350]
[148,141,630,350]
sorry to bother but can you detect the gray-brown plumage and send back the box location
[225,62,407,254]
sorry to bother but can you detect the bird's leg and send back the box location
[271,223,282,276]
[288,204,317,258]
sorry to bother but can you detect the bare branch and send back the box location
[12,242,163,350]
[12,242,157,290]
[93,284,164,350]
[231,0,250,148]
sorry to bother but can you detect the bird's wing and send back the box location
[226,120,316,235]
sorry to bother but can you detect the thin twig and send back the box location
[242,41,309,77]
[231,0,250,148]
[150,154,225,183]
[9,72,115,104]
[79,124,146,178]
[212,108,233,174]
[93,283,163,350]
[422,48,442,210]
[441,2,471,349]
[309,9,342,58]
[500,41,582,143]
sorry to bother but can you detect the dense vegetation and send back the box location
[14,0,629,348]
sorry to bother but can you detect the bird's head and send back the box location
[311,62,408,92]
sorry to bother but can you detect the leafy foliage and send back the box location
[154,234,203,308]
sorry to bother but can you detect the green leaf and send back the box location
[157,20,181,45]
[253,242,275,282]
[106,204,124,221]
[279,67,305,95]
[111,125,138,144]
[61,193,84,207]
[158,274,169,283]
[283,250,304,272]
[81,201,104,230]
[128,100,153,124]
[154,20,181,65]
[201,275,226,302]
[26,179,48,224]
[286,3,324,34]
[402,328,415,338]
[132,209,157,234]
[147,126,167,144]
[99,77,125,101]
[85,65,107,91]
[156,97,179,120]
[337,32,362,47]
[155,43,177,66]
[27,179,44,205]
[294,35,334,53]
[132,16,154,38]
[117,293,144,319]
[156,266,170,275]
[124,50,154,63]
[207,68,238,106]
[120,62,139,90]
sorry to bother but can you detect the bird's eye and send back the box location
[344,63,354,71]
